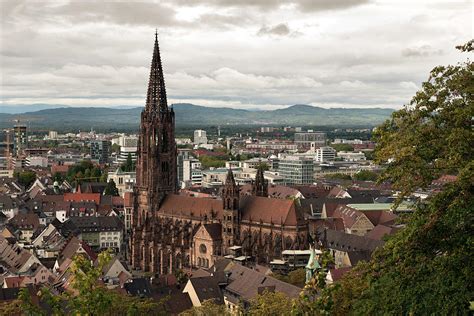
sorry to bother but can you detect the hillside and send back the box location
[0,103,394,131]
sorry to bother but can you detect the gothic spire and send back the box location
[225,168,235,185]
[146,31,168,113]
[252,164,268,197]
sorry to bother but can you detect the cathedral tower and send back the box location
[252,164,268,197]
[222,169,240,250]
[130,32,177,271]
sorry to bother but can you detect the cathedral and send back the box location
[130,33,309,275]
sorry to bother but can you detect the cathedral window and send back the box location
[199,244,207,254]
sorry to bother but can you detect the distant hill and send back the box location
[0,103,394,131]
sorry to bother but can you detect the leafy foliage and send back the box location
[352,170,378,181]
[273,268,306,288]
[330,143,353,152]
[324,173,352,180]
[315,41,474,315]
[66,160,105,185]
[180,299,230,316]
[248,290,294,316]
[7,252,166,315]
[104,179,119,196]
[120,153,135,172]
[14,170,36,188]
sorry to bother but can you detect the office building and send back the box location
[90,140,109,164]
[315,146,337,162]
[294,132,326,148]
[193,130,208,145]
[13,124,27,156]
[278,156,314,185]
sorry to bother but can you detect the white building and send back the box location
[337,151,366,162]
[107,169,136,197]
[48,131,58,140]
[181,158,203,186]
[193,130,208,145]
[25,156,48,167]
[315,146,336,162]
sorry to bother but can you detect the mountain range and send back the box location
[0,103,394,131]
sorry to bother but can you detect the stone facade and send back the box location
[130,34,309,275]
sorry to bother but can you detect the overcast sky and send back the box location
[0,0,471,110]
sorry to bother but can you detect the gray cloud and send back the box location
[175,0,369,12]
[257,23,291,36]
[402,45,444,57]
[0,0,471,111]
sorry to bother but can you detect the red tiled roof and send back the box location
[361,210,397,226]
[239,195,303,226]
[64,193,101,204]
[123,192,134,207]
[159,195,223,220]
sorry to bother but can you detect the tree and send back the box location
[180,299,230,316]
[325,173,352,180]
[7,251,166,315]
[14,170,36,188]
[353,170,378,181]
[315,41,474,315]
[248,290,294,316]
[273,268,306,288]
[104,179,119,196]
[330,143,353,152]
[120,153,135,172]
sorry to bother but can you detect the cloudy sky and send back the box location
[0,0,471,111]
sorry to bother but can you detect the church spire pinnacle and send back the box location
[146,31,167,113]
[252,164,268,197]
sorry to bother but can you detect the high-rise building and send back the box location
[193,130,208,145]
[278,156,314,185]
[48,131,58,140]
[315,146,336,162]
[117,135,138,163]
[90,140,109,164]
[294,132,326,148]
[13,123,27,156]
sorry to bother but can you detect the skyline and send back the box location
[0,0,472,110]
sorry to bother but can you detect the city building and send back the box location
[193,130,208,145]
[67,216,123,250]
[107,169,136,197]
[25,156,49,167]
[48,131,58,140]
[315,146,336,162]
[294,132,326,148]
[90,140,109,164]
[278,156,314,185]
[116,135,138,163]
[13,123,27,156]
[337,151,366,162]
[130,34,308,275]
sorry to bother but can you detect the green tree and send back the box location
[315,41,474,315]
[14,170,37,188]
[52,172,64,183]
[111,143,121,153]
[8,252,166,315]
[330,143,353,152]
[120,153,135,172]
[104,179,119,196]
[248,290,294,316]
[273,268,306,288]
[180,299,230,316]
[325,173,352,180]
[352,170,378,181]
